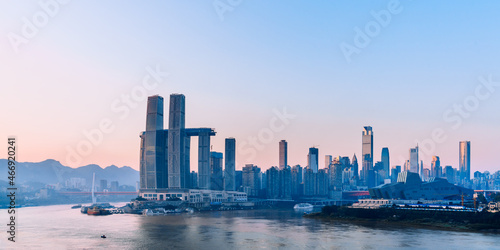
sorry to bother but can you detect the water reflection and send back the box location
[8,205,500,249]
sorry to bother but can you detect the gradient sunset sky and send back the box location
[1,1,500,173]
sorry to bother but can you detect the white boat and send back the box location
[294,203,314,211]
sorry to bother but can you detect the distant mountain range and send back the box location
[0,159,139,187]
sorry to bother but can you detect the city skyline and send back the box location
[2,1,500,172]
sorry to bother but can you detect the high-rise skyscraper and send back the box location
[409,145,419,174]
[279,140,287,170]
[140,95,167,189]
[459,141,471,182]
[168,94,187,189]
[210,152,224,191]
[381,147,390,179]
[308,147,319,173]
[140,94,216,191]
[224,138,236,191]
[362,126,373,184]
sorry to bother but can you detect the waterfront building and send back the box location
[224,138,236,191]
[266,167,279,199]
[140,188,247,203]
[235,170,242,191]
[190,171,198,189]
[303,167,316,196]
[139,94,217,191]
[210,152,223,191]
[369,171,473,200]
[279,166,292,199]
[291,165,303,197]
[140,94,215,189]
[140,95,167,189]
[242,164,261,197]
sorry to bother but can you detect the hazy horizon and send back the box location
[2,1,500,173]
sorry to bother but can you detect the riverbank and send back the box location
[305,205,500,232]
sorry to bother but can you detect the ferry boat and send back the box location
[293,203,314,211]
[87,206,111,216]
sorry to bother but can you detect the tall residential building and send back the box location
[409,145,419,174]
[242,164,261,197]
[303,168,316,196]
[317,169,329,196]
[140,95,167,189]
[168,94,187,189]
[325,155,332,170]
[224,138,236,191]
[279,140,288,170]
[329,158,343,191]
[279,167,292,199]
[308,147,319,173]
[431,156,441,178]
[459,141,471,182]
[381,147,390,179]
[291,165,303,197]
[362,126,373,184]
[210,152,224,191]
[266,167,280,199]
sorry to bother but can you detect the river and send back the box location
[1,203,499,249]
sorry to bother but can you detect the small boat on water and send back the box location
[87,206,111,216]
[294,203,314,212]
[71,204,82,209]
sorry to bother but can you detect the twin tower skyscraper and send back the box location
[139,94,235,191]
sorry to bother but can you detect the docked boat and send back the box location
[71,204,82,209]
[294,203,314,212]
[81,206,89,214]
[87,206,111,216]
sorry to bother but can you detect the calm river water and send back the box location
[1,203,499,249]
